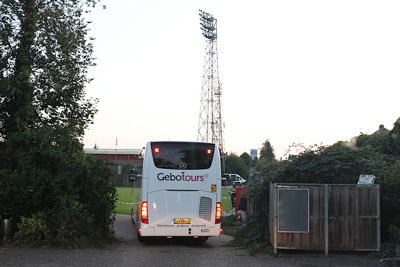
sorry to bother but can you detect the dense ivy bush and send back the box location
[0,129,116,247]
[387,118,400,155]
[14,213,49,247]
[235,177,271,252]
[379,162,400,243]
[239,118,400,256]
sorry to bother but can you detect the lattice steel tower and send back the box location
[197,9,224,153]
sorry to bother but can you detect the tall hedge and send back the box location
[241,118,400,253]
[0,127,116,247]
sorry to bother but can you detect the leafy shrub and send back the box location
[14,213,49,247]
[356,131,389,153]
[221,215,240,237]
[273,143,397,184]
[3,130,116,247]
[232,176,271,252]
[379,162,400,243]
[387,118,400,155]
[221,215,236,228]
[238,120,400,256]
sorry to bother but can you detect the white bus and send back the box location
[130,141,222,242]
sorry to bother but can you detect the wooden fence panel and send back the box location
[275,185,325,250]
[357,186,379,250]
[271,183,380,253]
[328,185,358,250]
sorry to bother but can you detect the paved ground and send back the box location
[0,214,381,266]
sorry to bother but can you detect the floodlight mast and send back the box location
[197,9,224,155]
[199,9,217,40]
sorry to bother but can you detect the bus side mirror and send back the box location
[128,170,138,182]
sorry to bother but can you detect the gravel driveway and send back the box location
[0,214,381,266]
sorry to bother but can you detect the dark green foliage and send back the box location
[0,0,116,247]
[372,242,398,259]
[238,121,400,256]
[0,131,116,246]
[387,118,400,156]
[0,0,100,139]
[274,143,396,184]
[356,119,400,157]
[221,215,236,228]
[356,132,389,153]
[272,142,400,247]
[234,177,272,253]
[379,162,400,243]
[239,152,251,168]
[220,215,241,238]
[256,139,276,172]
[259,139,275,162]
[225,153,248,179]
[14,212,50,247]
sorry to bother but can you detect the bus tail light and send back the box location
[215,202,221,224]
[141,201,149,224]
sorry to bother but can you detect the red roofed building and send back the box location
[84,148,143,187]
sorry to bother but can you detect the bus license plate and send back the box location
[174,218,191,224]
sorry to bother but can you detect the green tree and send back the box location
[239,152,251,168]
[0,0,98,140]
[356,118,400,157]
[259,139,275,162]
[356,131,389,154]
[387,118,400,156]
[273,142,396,184]
[379,162,400,243]
[243,137,400,250]
[256,139,276,171]
[0,0,116,246]
[225,153,248,179]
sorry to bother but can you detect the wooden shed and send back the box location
[269,183,380,255]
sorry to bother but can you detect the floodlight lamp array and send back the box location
[199,9,217,40]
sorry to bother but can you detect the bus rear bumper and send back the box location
[139,224,221,237]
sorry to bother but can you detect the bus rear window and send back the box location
[151,142,215,170]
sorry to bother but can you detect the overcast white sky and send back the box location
[83,0,400,158]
